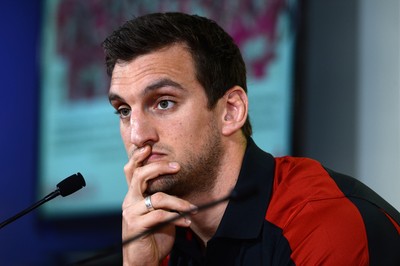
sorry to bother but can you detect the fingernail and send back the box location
[190,204,198,214]
[185,217,191,224]
[169,162,179,169]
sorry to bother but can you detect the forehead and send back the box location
[109,44,198,94]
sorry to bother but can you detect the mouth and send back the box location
[143,152,167,165]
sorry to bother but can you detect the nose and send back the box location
[129,113,158,148]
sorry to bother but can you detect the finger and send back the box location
[123,208,192,236]
[144,209,193,228]
[123,161,179,212]
[124,145,152,185]
[128,192,197,215]
[123,161,181,207]
[148,192,198,214]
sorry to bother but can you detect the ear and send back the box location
[220,86,248,136]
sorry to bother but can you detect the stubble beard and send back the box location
[145,124,223,198]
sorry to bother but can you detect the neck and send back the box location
[187,136,247,246]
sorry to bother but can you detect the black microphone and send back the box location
[73,184,257,265]
[0,172,86,229]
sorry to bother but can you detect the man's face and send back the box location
[109,44,224,197]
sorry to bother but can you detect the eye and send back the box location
[157,100,175,110]
[115,106,131,119]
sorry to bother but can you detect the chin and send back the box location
[146,175,178,195]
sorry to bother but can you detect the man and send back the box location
[103,12,400,265]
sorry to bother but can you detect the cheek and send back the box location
[174,116,212,141]
[160,120,193,151]
[163,120,184,139]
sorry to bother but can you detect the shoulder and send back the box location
[267,156,356,229]
[266,156,370,264]
[266,156,400,265]
[271,156,344,204]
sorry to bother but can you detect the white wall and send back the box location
[357,0,400,210]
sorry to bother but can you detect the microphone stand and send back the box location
[0,172,85,229]
[0,190,60,229]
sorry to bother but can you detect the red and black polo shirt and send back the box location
[165,138,400,265]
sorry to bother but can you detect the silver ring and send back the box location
[144,196,154,212]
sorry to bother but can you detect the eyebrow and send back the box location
[144,78,184,94]
[108,78,184,104]
[108,92,124,104]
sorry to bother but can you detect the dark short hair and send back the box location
[102,12,252,137]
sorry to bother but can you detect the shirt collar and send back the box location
[212,138,275,240]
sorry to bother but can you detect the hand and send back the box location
[122,145,196,266]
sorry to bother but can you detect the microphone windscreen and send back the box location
[57,172,86,197]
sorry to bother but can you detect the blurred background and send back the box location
[0,0,399,265]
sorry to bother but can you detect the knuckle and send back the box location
[122,200,130,210]
[122,208,133,223]
[151,192,164,202]
[123,163,130,174]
